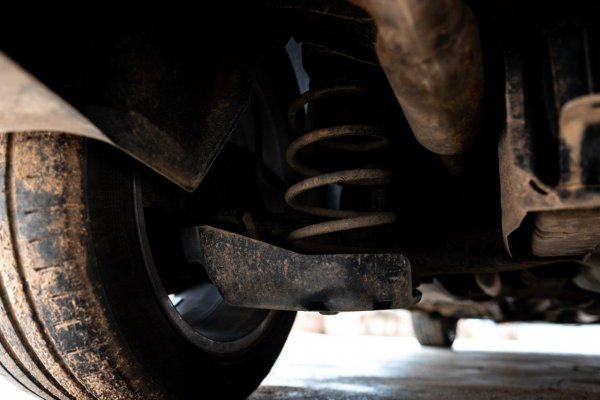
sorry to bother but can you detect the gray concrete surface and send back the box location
[1,327,599,399]
[253,332,600,400]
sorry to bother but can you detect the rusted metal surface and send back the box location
[285,85,396,242]
[499,14,600,258]
[351,0,484,156]
[500,52,600,256]
[181,226,419,312]
[270,0,378,66]
[532,209,600,257]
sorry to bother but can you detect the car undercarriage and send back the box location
[0,1,599,398]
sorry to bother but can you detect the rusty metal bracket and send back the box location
[500,24,600,258]
[501,93,600,247]
[181,226,419,312]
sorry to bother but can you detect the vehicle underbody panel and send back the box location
[1,1,600,325]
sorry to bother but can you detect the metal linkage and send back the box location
[182,226,419,312]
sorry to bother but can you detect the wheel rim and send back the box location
[132,172,278,355]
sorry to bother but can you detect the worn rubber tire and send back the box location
[0,132,295,399]
[411,312,457,348]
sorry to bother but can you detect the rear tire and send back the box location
[0,132,295,400]
[411,312,457,348]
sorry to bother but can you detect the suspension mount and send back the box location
[181,226,420,313]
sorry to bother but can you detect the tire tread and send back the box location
[411,312,457,348]
[0,133,153,399]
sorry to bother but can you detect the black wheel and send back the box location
[0,57,298,399]
[411,312,458,348]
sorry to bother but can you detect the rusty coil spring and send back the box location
[285,85,397,242]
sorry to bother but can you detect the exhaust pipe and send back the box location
[352,0,484,157]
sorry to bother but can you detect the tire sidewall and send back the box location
[85,141,295,399]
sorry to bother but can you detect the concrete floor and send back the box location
[253,332,600,400]
[1,328,599,399]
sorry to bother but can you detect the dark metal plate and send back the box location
[181,226,419,312]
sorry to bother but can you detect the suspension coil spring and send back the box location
[285,85,397,243]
